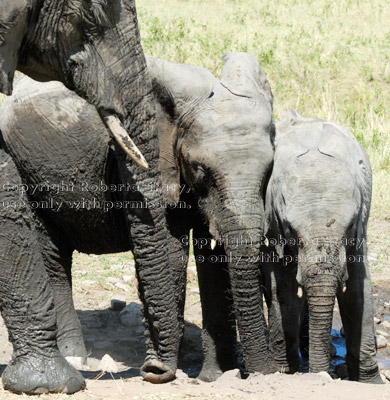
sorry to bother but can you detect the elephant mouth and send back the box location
[98,111,149,169]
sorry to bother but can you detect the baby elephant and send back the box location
[262,109,382,383]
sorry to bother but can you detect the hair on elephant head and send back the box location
[147,52,275,375]
[0,0,152,166]
[263,109,382,383]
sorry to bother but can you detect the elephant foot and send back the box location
[141,360,176,384]
[355,368,384,384]
[2,349,86,394]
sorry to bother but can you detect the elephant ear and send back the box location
[220,52,273,104]
[0,1,29,95]
[146,55,216,203]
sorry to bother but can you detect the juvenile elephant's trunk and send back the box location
[305,276,338,373]
[219,198,272,374]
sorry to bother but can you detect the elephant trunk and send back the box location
[219,198,272,374]
[300,242,347,373]
[305,276,338,373]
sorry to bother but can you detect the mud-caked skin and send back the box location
[263,109,382,383]
[0,0,179,393]
[0,52,275,381]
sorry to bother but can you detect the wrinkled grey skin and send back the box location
[0,0,179,394]
[263,109,382,383]
[0,52,275,381]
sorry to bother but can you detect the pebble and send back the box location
[98,354,118,373]
[376,335,388,349]
[374,317,381,324]
[316,371,333,382]
[106,277,120,284]
[110,295,126,311]
[217,369,241,381]
[120,302,143,328]
[176,369,189,380]
[122,275,133,283]
[82,280,97,286]
[376,329,389,338]
[115,282,129,292]
[380,320,390,329]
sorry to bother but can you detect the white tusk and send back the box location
[103,114,149,169]
[297,286,303,298]
[211,239,217,250]
[342,285,347,293]
[264,237,269,247]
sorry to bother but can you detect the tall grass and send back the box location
[137,0,390,219]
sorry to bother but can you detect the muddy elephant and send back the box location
[0,0,179,394]
[0,52,275,381]
[262,109,382,383]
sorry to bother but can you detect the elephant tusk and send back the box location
[264,237,269,247]
[297,286,303,298]
[211,239,217,250]
[342,285,347,293]
[102,113,149,169]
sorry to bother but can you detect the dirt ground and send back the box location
[0,219,389,400]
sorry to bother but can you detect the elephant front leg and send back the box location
[193,225,238,382]
[262,261,303,374]
[0,150,85,394]
[39,227,87,367]
[337,244,382,383]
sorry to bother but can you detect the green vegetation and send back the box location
[137,0,390,220]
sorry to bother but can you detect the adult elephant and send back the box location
[0,0,179,394]
[0,52,275,381]
[262,109,382,383]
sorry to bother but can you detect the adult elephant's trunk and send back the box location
[218,197,272,374]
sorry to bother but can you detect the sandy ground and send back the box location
[0,219,389,399]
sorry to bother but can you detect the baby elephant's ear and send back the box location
[220,52,273,103]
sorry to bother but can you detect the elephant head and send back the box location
[0,0,151,167]
[265,109,372,373]
[147,52,275,373]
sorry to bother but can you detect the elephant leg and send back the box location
[262,261,302,373]
[0,147,85,394]
[165,208,191,347]
[193,224,238,382]
[38,227,87,365]
[337,242,382,383]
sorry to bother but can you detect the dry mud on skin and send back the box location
[0,257,390,399]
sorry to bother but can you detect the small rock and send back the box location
[374,317,381,324]
[98,354,118,373]
[115,282,129,292]
[110,264,124,271]
[83,280,97,286]
[376,335,388,349]
[122,275,133,283]
[110,295,126,311]
[120,302,143,328]
[217,369,241,381]
[175,369,189,380]
[335,363,348,379]
[385,302,390,308]
[376,329,389,338]
[316,371,333,382]
[380,320,390,329]
[74,270,87,276]
[106,277,120,284]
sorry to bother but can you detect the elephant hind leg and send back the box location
[0,148,85,394]
[38,225,87,364]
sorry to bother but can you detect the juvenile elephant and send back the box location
[0,0,179,393]
[0,52,275,381]
[262,109,382,383]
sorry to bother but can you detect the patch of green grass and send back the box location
[137,0,390,220]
